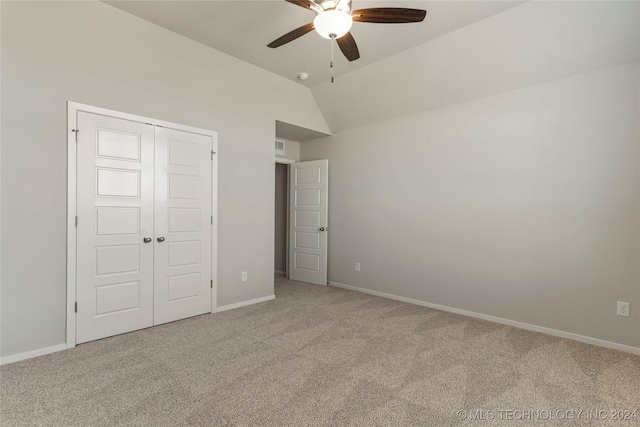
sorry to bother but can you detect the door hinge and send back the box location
[211,216,213,224]
[211,151,216,160]
[72,129,79,143]
[74,302,77,313]
[210,280,213,289]
[75,216,78,227]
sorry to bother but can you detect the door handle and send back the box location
[143,237,152,243]
[157,236,165,243]
[319,227,326,232]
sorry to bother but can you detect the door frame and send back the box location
[275,157,294,277]
[66,101,218,349]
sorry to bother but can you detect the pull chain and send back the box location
[330,34,335,83]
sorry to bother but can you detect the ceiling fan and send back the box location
[267,0,427,62]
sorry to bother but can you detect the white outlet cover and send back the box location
[617,301,630,317]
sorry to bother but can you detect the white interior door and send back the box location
[76,112,154,344]
[288,160,328,285]
[153,127,212,325]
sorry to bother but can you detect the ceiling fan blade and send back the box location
[352,8,427,24]
[337,32,360,61]
[268,23,315,48]
[336,0,351,12]
[285,0,323,14]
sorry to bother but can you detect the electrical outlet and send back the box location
[355,263,360,272]
[242,271,248,282]
[617,301,629,317]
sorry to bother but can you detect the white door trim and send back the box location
[66,101,218,349]
[275,157,295,164]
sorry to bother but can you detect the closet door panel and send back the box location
[153,127,212,325]
[76,112,154,344]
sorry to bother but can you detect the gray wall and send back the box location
[0,1,329,358]
[301,63,640,348]
[274,163,288,273]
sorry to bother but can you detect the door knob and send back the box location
[319,227,326,232]
[143,237,152,243]
[157,236,165,242]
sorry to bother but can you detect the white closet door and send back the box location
[153,127,212,325]
[76,112,154,344]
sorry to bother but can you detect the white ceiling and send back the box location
[105,0,524,88]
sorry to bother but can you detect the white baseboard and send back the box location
[216,295,276,313]
[0,343,68,366]
[329,281,640,356]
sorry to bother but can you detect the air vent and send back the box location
[275,139,285,155]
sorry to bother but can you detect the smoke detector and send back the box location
[298,72,309,81]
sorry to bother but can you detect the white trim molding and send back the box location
[1,343,68,366]
[329,281,640,356]
[216,295,276,313]
[210,133,219,316]
[66,103,78,349]
[275,157,295,164]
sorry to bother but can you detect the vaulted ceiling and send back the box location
[105,1,524,87]
[105,1,640,136]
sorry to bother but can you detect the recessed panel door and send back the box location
[289,160,328,285]
[153,127,212,325]
[76,112,154,343]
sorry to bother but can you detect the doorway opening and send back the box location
[274,162,289,277]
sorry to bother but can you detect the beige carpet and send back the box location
[1,275,639,426]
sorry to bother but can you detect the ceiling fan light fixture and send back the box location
[313,10,353,39]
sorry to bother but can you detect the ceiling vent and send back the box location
[275,139,285,155]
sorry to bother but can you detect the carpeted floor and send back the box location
[1,275,639,426]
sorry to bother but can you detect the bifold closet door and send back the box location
[153,127,212,325]
[76,112,155,344]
